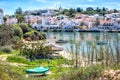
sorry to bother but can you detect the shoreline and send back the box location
[57,50,89,67]
[39,30,120,33]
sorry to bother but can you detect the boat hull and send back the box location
[25,67,49,74]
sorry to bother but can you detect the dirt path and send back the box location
[0,54,12,62]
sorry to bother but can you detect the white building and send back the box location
[0,8,3,24]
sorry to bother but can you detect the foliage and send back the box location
[0,46,13,53]
[59,7,116,17]
[0,25,14,46]
[53,65,104,80]
[15,7,25,23]
[0,23,46,48]
[3,17,7,24]
[12,24,23,39]
[76,7,83,12]
[19,23,32,34]
[23,31,46,40]
[20,42,52,59]
[0,62,25,80]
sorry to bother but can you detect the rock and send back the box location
[115,70,120,74]
[98,69,120,80]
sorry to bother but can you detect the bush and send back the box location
[55,65,104,80]
[0,46,13,53]
[13,26,23,39]
[23,31,46,40]
[19,23,32,34]
[0,25,14,46]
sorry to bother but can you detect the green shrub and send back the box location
[0,46,13,53]
[23,31,46,40]
[19,23,32,34]
[0,25,14,46]
[13,26,23,39]
[13,36,21,41]
[55,65,104,80]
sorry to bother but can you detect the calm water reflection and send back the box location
[45,32,120,54]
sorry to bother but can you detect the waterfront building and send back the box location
[6,17,17,24]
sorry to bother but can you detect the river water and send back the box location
[45,32,120,55]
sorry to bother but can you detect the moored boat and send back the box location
[55,39,68,43]
[96,41,107,45]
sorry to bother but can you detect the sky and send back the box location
[0,0,120,15]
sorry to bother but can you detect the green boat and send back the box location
[25,67,49,74]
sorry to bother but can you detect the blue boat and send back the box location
[25,67,49,74]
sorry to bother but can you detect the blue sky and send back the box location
[0,0,120,15]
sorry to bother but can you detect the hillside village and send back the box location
[0,7,120,32]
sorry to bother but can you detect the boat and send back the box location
[55,39,68,43]
[96,30,108,45]
[96,41,107,45]
[25,67,49,74]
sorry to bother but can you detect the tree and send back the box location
[15,7,23,14]
[86,7,94,15]
[86,7,94,12]
[69,8,75,14]
[3,17,7,24]
[100,11,106,16]
[76,7,83,12]
[16,14,24,23]
[102,7,106,11]
[68,8,75,17]
[15,7,24,23]
[113,9,118,13]
[61,9,68,15]
[96,7,101,13]
[0,25,14,46]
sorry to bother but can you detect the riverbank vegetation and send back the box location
[0,23,46,51]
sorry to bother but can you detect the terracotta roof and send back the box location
[99,19,113,25]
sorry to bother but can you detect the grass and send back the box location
[1,49,120,80]
[6,55,73,80]
[0,62,26,80]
